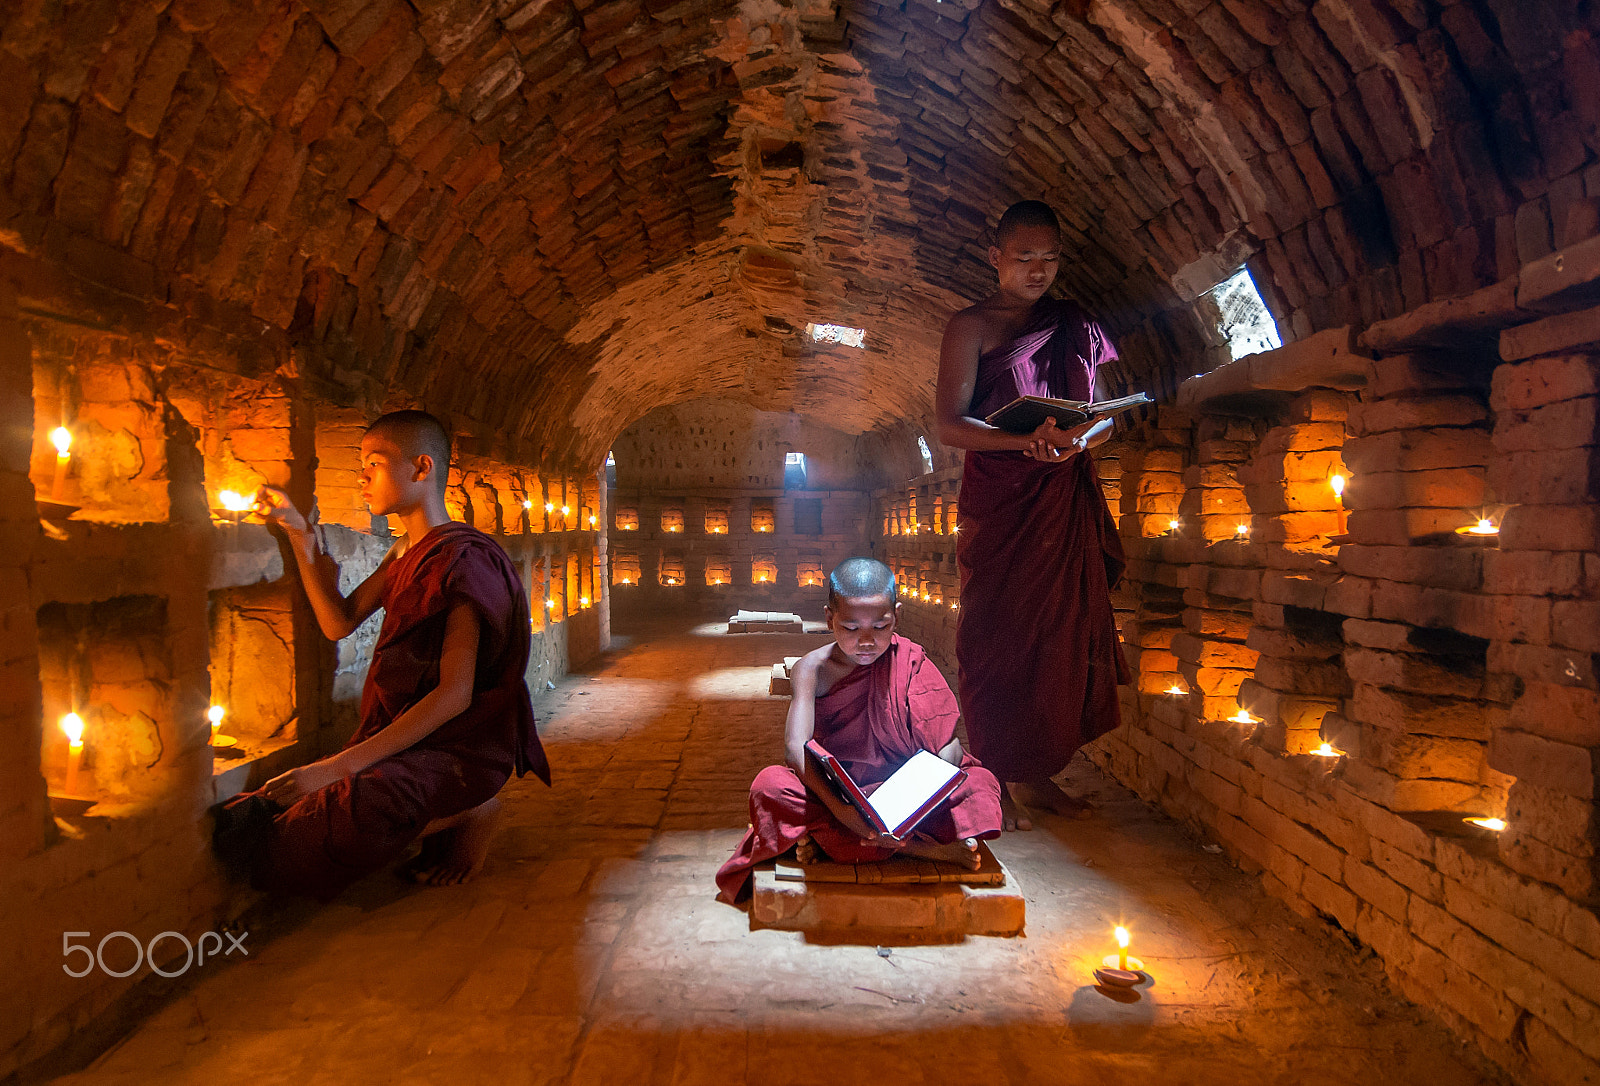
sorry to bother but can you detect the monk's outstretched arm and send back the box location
[785,656,889,844]
[261,604,479,805]
[257,486,391,641]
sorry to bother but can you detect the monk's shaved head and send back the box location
[366,410,451,493]
[828,557,896,608]
[995,200,1061,248]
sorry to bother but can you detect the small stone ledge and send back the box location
[1358,279,1525,356]
[1517,232,1600,314]
[1177,327,1368,414]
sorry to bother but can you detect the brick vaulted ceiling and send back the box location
[2,0,1595,465]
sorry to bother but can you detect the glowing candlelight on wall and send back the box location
[1312,742,1340,758]
[1167,518,1180,533]
[60,713,84,793]
[579,596,590,608]
[545,502,555,513]
[950,601,959,611]
[545,599,554,609]
[1229,707,1257,724]
[1166,683,1186,695]
[1115,926,1130,971]
[523,500,533,510]
[561,505,570,517]
[1462,517,1499,536]
[588,515,597,527]
[1235,522,1250,538]
[1465,816,1507,831]
[50,426,73,500]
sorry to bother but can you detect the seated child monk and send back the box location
[715,557,1002,904]
[211,410,550,899]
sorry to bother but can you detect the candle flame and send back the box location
[1330,474,1346,498]
[1313,742,1339,757]
[1115,926,1130,949]
[218,489,254,512]
[545,599,554,608]
[561,505,570,516]
[580,596,590,607]
[1168,518,1180,531]
[522,500,533,509]
[1235,522,1250,536]
[1229,708,1256,724]
[207,705,225,726]
[60,712,84,746]
[51,426,73,457]
[1466,816,1507,831]
[1470,517,1497,535]
[1166,684,1186,695]
[588,516,597,527]
[545,502,555,513]
[950,602,959,610]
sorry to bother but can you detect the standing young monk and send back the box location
[211,410,550,898]
[934,200,1130,831]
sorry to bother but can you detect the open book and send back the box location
[984,391,1152,434]
[805,740,966,840]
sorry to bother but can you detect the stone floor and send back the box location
[48,615,1509,1086]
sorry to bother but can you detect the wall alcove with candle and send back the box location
[28,343,174,525]
[610,550,640,588]
[35,597,173,813]
[704,554,731,588]
[206,584,298,767]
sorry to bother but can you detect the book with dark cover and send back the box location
[983,392,1152,434]
[805,739,965,840]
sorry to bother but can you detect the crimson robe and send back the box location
[715,635,1002,904]
[956,297,1131,784]
[213,522,549,900]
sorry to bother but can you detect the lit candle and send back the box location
[50,426,73,500]
[1229,707,1256,724]
[1465,816,1506,831]
[545,599,554,609]
[950,601,959,611]
[1467,517,1498,535]
[522,500,533,510]
[1166,684,1186,695]
[60,712,84,793]
[1115,926,1130,971]
[1167,518,1180,533]
[588,515,597,527]
[1329,474,1346,499]
[561,505,570,517]
[217,489,254,525]
[1235,522,1250,538]
[208,704,237,748]
[1312,742,1339,757]
[580,596,590,607]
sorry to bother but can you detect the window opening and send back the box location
[917,435,934,475]
[805,323,865,348]
[1205,268,1281,361]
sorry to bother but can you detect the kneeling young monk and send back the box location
[211,410,550,899]
[715,557,1002,904]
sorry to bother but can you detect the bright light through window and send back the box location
[605,450,615,466]
[785,452,805,466]
[916,435,933,474]
[1207,268,1281,361]
[806,323,865,348]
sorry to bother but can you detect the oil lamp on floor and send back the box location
[1094,926,1145,987]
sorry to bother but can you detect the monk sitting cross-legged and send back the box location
[210,410,550,900]
[715,557,1002,904]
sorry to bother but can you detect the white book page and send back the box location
[868,750,961,834]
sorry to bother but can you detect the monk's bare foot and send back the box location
[795,834,820,865]
[1001,787,1034,832]
[901,836,982,870]
[398,833,450,883]
[1017,779,1094,820]
[423,798,502,886]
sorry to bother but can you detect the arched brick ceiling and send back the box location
[2,0,1594,466]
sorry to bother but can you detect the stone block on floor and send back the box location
[728,610,804,632]
[749,842,1025,938]
[768,656,802,695]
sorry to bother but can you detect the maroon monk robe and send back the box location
[716,635,1002,904]
[956,296,1131,785]
[216,522,550,900]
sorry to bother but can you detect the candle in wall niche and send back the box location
[60,713,84,793]
[209,704,236,748]
[50,427,73,500]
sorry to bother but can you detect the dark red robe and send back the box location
[213,522,549,900]
[715,636,1002,903]
[956,297,1131,784]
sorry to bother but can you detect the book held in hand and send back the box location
[984,391,1152,434]
[805,739,966,840]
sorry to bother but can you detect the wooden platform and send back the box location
[728,610,804,633]
[750,842,1024,938]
